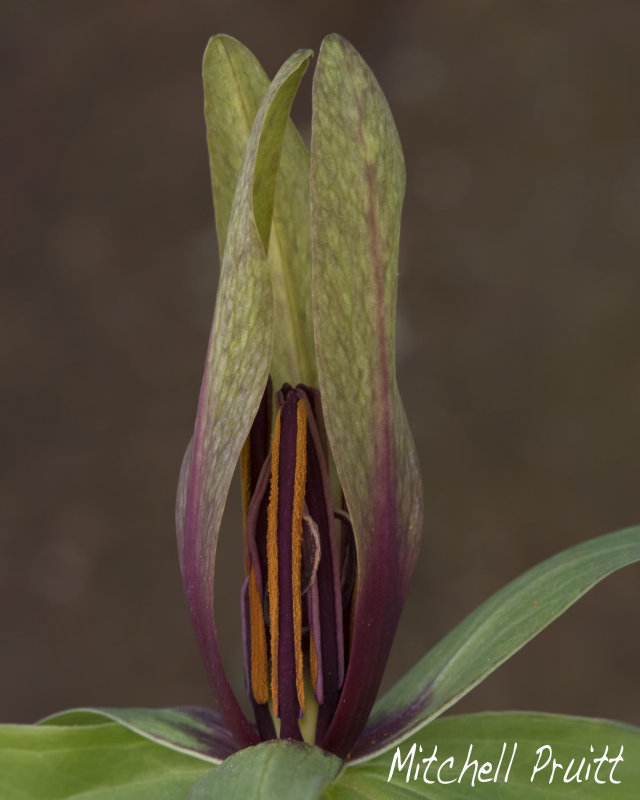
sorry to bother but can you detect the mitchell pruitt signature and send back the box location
[387,740,625,786]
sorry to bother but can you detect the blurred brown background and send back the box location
[1,0,639,728]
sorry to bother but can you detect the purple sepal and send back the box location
[181,429,259,749]
[349,685,433,759]
[319,442,407,756]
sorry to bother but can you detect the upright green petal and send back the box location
[203,35,270,260]
[203,35,316,389]
[310,34,423,756]
[181,47,312,749]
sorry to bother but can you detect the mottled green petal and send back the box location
[311,34,423,757]
[355,525,640,760]
[181,47,311,748]
[265,100,317,389]
[203,35,269,260]
[203,35,316,389]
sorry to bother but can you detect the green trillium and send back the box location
[170,33,640,769]
[177,33,422,759]
[21,32,640,800]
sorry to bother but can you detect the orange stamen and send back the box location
[248,565,269,704]
[292,399,307,713]
[266,411,281,715]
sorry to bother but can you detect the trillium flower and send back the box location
[176,33,423,760]
[32,32,640,800]
[165,36,640,778]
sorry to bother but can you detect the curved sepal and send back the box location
[310,33,423,757]
[182,47,311,748]
[354,524,640,760]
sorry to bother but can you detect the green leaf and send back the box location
[335,713,640,798]
[190,740,342,800]
[203,34,316,390]
[41,707,236,764]
[356,525,640,759]
[0,722,211,800]
[180,46,312,747]
[310,33,423,756]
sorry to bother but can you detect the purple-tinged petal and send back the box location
[310,35,423,757]
[180,49,311,748]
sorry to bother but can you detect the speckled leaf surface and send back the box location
[310,34,423,756]
[181,47,311,748]
[354,525,640,760]
[203,34,316,390]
